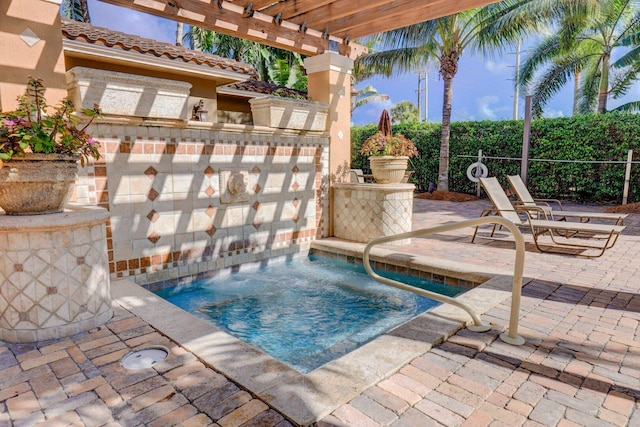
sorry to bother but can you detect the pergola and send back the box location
[101,0,501,58]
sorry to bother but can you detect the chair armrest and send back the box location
[532,198,564,210]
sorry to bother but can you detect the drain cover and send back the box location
[120,347,168,370]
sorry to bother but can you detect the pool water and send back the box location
[153,255,464,373]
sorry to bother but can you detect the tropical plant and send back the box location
[360,132,418,157]
[391,101,420,124]
[351,85,390,113]
[356,1,537,191]
[518,0,640,116]
[60,0,90,22]
[0,78,101,166]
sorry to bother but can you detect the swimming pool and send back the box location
[153,255,465,373]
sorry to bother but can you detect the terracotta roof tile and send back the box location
[61,19,257,78]
[225,79,308,99]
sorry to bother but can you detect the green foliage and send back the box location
[390,101,420,124]
[352,112,640,202]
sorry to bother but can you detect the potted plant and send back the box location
[249,87,329,131]
[360,131,418,184]
[0,77,101,215]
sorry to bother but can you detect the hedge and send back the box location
[351,112,640,204]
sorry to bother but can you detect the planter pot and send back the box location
[249,96,329,131]
[369,156,409,184]
[0,154,78,215]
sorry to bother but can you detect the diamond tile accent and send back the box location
[147,210,160,223]
[144,166,158,178]
[292,198,300,207]
[47,287,57,295]
[292,182,300,191]
[205,205,215,217]
[205,186,216,197]
[148,188,159,201]
[205,226,216,236]
[148,232,161,244]
[14,264,23,272]
[292,214,299,223]
[253,184,261,194]
[252,201,260,210]
[204,166,215,177]
[252,166,261,174]
[292,165,299,173]
[253,221,262,230]
[19,28,40,47]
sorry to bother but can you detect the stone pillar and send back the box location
[0,205,112,342]
[0,0,67,110]
[304,52,354,237]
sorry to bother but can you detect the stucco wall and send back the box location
[77,123,329,285]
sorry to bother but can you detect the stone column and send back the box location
[304,52,354,237]
[0,0,67,110]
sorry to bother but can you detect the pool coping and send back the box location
[111,240,530,426]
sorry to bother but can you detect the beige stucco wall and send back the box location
[0,0,67,110]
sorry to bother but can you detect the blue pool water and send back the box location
[154,255,464,373]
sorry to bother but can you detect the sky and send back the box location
[87,0,640,126]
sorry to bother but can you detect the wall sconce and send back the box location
[191,99,208,122]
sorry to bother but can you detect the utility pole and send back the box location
[416,69,428,122]
[513,39,520,120]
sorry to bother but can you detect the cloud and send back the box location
[542,108,564,118]
[485,60,511,75]
[476,95,501,120]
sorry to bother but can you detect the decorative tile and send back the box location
[205,186,216,197]
[292,165,299,173]
[252,201,260,210]
[144,166,158,178]
[253,184,261,194]
[205,226,216,236]
[147,210,160,223]
[253,221,262,230]
[148,188,160,201]
[292,214,299,223]
[148,232,162,244]
[252,166,261,174]
[204,166,215,177]
[19,28,40,47]
[292,182,299,191]
[205,205,215,217]
[292,198,300,207]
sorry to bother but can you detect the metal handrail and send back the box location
[363,216,526,345]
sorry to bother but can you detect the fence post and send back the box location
[476,149,483,197]
[623,149,633,205]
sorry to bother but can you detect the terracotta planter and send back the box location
[249,96,329,131]
[0,154,78,215]
[369,156,409,184]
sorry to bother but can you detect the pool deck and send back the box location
[2,198,639,426]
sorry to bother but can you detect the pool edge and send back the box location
[111,247,528,426]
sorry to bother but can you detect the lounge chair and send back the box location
[507,175,627,225]
[472,177,625,257]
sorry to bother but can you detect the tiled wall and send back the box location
[82,123,329,284]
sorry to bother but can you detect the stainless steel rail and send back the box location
[363,216,526,345]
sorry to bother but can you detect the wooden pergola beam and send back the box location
[99,0,502,58]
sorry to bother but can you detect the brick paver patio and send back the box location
[1,198,638,426]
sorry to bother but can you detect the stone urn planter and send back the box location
[0,153,78,215]
[369,156,409,184]
[249,96,329,131]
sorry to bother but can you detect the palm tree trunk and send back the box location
[572,70,580,116]
[79,0,90,22]
[176,22,183,46]
[597,53,610,113]
[437,52,458,192]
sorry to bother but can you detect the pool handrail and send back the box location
[363,216,526,346]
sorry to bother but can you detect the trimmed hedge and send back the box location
[351,112,640,204]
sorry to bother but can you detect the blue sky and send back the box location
[87,0,639,126]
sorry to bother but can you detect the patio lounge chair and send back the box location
[507,175,627,225]
[472,177,625,257]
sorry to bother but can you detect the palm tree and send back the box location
[357,1,535,191]
[391,101,420,123]
[518,0,640,116]
[61,0,90,22]
[351,85,390,113]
